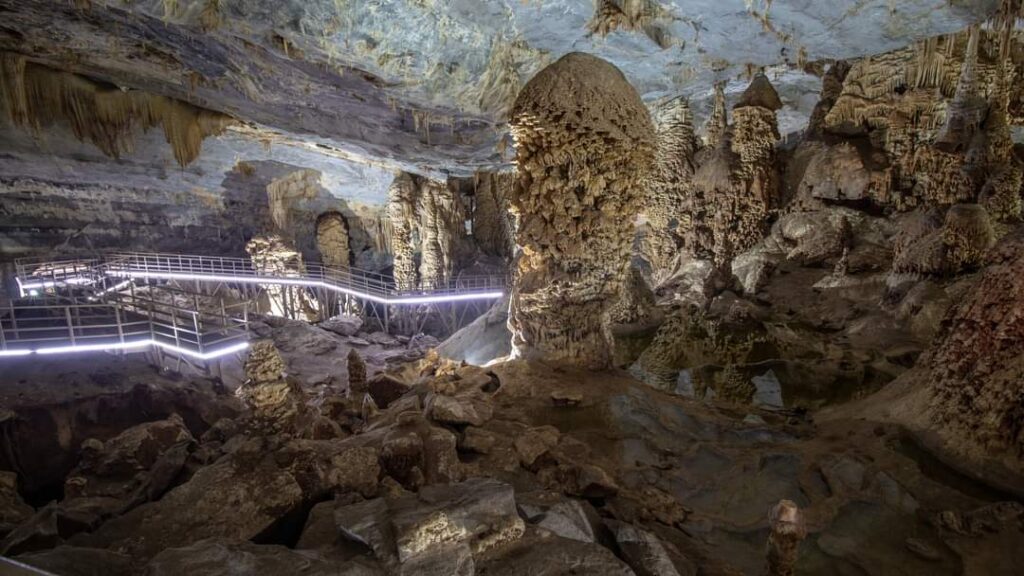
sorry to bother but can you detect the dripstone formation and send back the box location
[5,2,1024,575]
[508,52,655,369]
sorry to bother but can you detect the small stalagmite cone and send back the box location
[766,499,806,576]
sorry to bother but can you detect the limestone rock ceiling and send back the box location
[0,0,1000,178]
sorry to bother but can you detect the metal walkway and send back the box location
[14,252,506,304]
[2,251,506,361]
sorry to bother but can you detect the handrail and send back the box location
[0,293,249,359]
[15,251,507,303]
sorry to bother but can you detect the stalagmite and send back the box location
[316,212,351,270]
[694,74,782,266]
[642,97,700,282]
[472,171,517,259]
[508,52,655,369]
[238,341,307,434]
[347,349,367,393]
[942,204,995,273]
[417,178,463,290]
[245,235,319,321]
[766,500,806,576]
[387,172,420,291]
[935,25,985,151]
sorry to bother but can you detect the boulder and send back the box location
[72,450,305,563]
[320,315,364,337]
[607,520,682,576]
[426,394,493,427]
[517,491,596,543]
[0,472,32,538]
[63,415,195,510]
[367,374,411,409]
[15,545,133,576]
[391,479,524,561]
[336,478,524,573]
[514,426,561,469]
[475,533,635,575]
[144,539,382,576]
[327,446,381,498]
[460,427,497,455]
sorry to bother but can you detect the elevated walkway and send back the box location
[2,252,507,361]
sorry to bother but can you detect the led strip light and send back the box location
[6,259,503,360]
[19,270,504,304]
[106,270,504,304]
[3,340,249,360]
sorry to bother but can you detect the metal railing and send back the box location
[0,291,248,358]
[15,251,508,303]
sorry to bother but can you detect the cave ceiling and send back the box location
[0,0,1001,184]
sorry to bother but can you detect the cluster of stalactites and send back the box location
[0,53,232,167]
[587,0,674,49]
[508,52,655,369]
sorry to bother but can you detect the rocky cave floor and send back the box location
[0,311,1022,576]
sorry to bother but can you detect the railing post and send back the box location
[0,312,7,351]
[9,301,19,340]
[193,311,203,354]
[66,306,75,345]
[171,310,181,350]
[114,305,125,346]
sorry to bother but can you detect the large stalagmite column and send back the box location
[387,173,420,291]
[507,52,655,369]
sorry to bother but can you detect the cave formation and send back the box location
[1,2,1024,575]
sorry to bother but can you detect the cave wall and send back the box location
[0,116,396,295]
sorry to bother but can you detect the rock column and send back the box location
[507,52,654,369]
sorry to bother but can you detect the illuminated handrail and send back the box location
[0,294,249,359]
[15,251,508,303]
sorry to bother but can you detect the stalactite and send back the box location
[266,169,320,234]
[588,0,674,49]
[508,52,655,369]
[0,53,232,167]
[387,173,420,292]
[703,81,728,148]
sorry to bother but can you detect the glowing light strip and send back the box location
[106,270,504,304]
[23,339,248,359]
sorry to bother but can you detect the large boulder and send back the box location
[0,472,32,538]
[63,415,195,512]
[144,539,382,576]
[334,478,524,573]
[72,446,305,563]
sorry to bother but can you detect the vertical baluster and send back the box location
[9,301,19,341]
[193,311,203,355]
[114,305,125,346]
[66,306,75,345]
